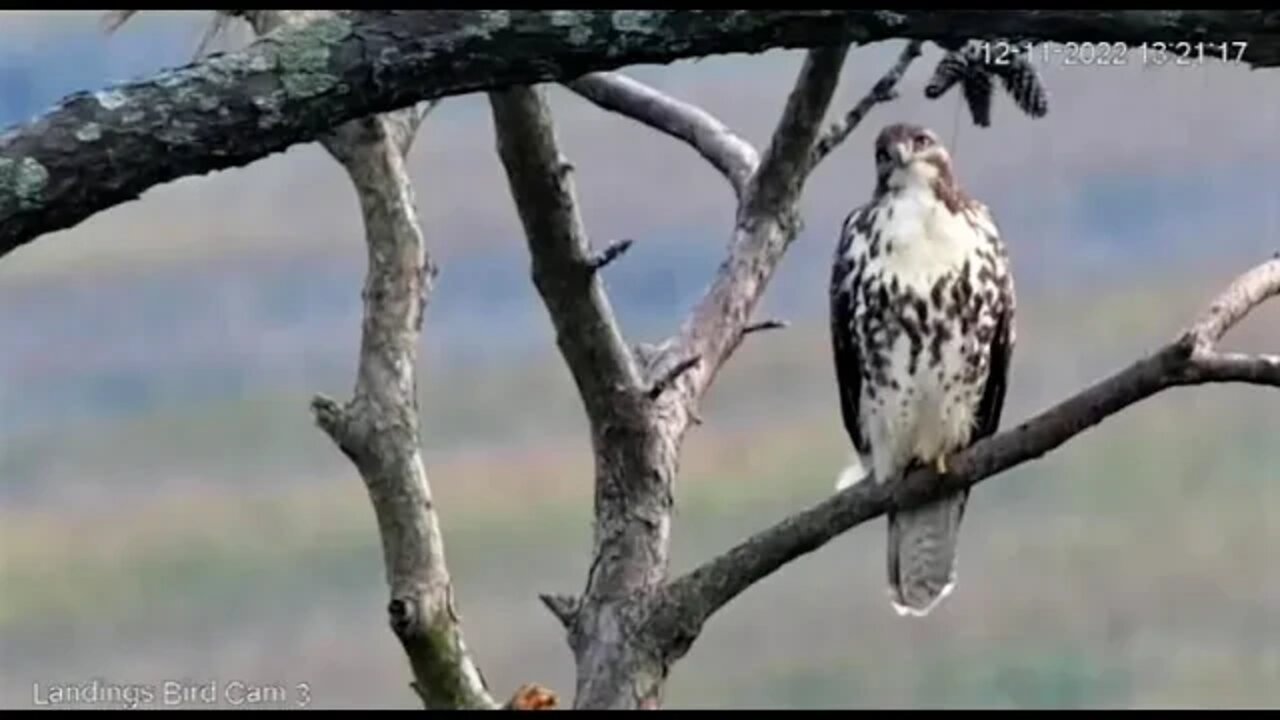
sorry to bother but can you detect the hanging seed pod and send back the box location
[924,50,970,100]
[924,40,1051,127]
[991,53,1050,118]
[961,67,994,127]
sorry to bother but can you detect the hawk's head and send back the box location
[873,123,958,198]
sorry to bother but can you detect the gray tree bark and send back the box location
[239,11,495,710]
[4,11,1279,258]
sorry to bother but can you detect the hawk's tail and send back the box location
[886,489,968,617]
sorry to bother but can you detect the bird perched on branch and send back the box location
[828,123,1016,616]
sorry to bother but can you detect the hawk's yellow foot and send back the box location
[934,454,950,475]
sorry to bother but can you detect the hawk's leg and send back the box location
[934,454,950,475]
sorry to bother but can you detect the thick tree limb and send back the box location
[490,85,676,711]
[657,257,1280,642]
[810,40,924,171]
[489,87,644,425]
[307,118,495,711]
[5,10,1279,261]
[233,10,496,710]
[566,73,759,198]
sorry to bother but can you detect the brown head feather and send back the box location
[872,122,972,213]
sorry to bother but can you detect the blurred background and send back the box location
[2,11,1278,709]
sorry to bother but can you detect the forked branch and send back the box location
[224,10,495,709]
[305,115,496,713]
[659,257,1280,639]
[490,84,677,709]
[496,43,930,708]
[559,42,920,419]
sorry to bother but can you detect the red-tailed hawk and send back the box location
[829,122,1016,616]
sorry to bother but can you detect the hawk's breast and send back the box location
[842,186,1008,478]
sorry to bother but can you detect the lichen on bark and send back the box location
[74,124,102,142]
[275,16,352,99]
[405,610,493,710]
[0,157,48,210]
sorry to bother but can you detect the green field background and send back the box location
[4,293,1277,709]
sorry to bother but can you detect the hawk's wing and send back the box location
[970,203,1016,443]
[946,203,1014,534]
[973,294,1014,441]
[830,206,872,457]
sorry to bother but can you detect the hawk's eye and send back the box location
[913,134,933,151]
[875,148,890,164]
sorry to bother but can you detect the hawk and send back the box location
[829,122,1016,617]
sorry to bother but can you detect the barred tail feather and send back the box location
[886,490,968,617]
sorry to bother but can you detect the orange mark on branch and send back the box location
[505,683,558,710]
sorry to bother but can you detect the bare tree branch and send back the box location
[656,256,1280,643]
[810,40,924,171]
[7,11,1279,261]
[308,118,495,712]
[587,238,635,273]
[218,10,496,710]
[489,87,644,422]
[660,46,849,427]
[566,73,759,198]
[647,355,703,400]
[1188,351,1280,383]
[539,593,581,628]
[743,319,789,335]
[490,85,674,710]
[743,45,851,219]
[1186,258,1280,349]
[374,100,437,160]
[309,121,495,711]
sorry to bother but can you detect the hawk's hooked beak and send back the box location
[891,141,912,167]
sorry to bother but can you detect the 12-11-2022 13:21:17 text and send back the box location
[978,41,1251,68]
